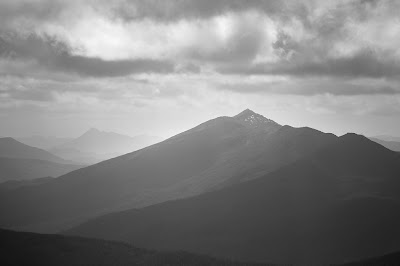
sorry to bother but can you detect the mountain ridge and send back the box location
[0,109,336,233]
[66,132,400,264]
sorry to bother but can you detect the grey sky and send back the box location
[0,0,399,138]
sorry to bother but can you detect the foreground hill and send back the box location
[0,110,336,232]
[0,137,69,163]
[0,158,82,183]
[343,251,400,266]
[0,229,267,266]
[50,128,162,164]
[1,228,398,266]
[67,134,400,265]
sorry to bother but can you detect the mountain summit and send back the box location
[234,109,281,133]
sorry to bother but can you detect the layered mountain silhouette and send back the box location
[0,110,337,232]
[370,137,400,152]
[50,128,162,164]
[3,109,400,264]
[0,177,54,192]
[0,138,82,182]
[1,228,397,266]
[0,158,82,183]
[0,137,68,163]
[17,136,73,150]
[372,135,400,142]
[66,133,400,264]
[0,229,267,266]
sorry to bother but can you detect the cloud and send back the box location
[218,49,400,79]
[0,34,175,77]
[218,76,400,96]
[0,0,399,96]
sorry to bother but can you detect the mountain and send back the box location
[370,138,400,152]
[16,136,72,150]
[1,228,397,266]
[0,229,267,266]
[342,251,400,266]
[50,128,162,164]
[66,134,400,265]
[0,110,337,232]
[0,177,54,192]
[0,158,82,183]
[372,135,400,142]
[0,138,82,182]
[0,137,69,163]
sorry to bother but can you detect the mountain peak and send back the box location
[83,128,102,136]
[233,109,280,132]
[234,109,257,118]
[88,128,101,133]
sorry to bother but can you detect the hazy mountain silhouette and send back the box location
[17,136,73,150]
[0,229,268,266]
[50,128,162,164]
[370,138,400,152]
[0,177,54,192]
[0,137,69,163]
[0,110,337,232]
[67,133,400,265]
[372,135,400,142]
[0,158,82,183]
[0,138,82,182]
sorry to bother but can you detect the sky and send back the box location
[0,0,399,138]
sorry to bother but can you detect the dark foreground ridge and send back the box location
[1,228,400,266]
[0,228,270,266]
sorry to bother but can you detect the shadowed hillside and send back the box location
[0,229,269,266]
[0,110,337,232]
[67,133,400,265]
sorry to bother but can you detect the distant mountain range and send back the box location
[0,110,337,232]
[49,128,163,164]
[2,109,400,264]
[16,136,73,150]
[370,137,400,152]
[0,138,83,182]
[0,137,68,164]
[372,135,400,142]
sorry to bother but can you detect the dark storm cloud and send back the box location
[218,50,400,79]
[0,34,175,77]
[0,0,64,25]
[0,86,55,102]
[109,0,288,22]
[0,0,399,97]
[219,79,400,96]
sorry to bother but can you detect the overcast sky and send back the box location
[0,0,399,138]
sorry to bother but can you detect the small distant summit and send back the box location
[234,109,281,133]
[234,108,257,119]
[87,128,101,134]
[82,128,103,138]
[234,109,280,126]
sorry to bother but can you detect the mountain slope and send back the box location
[370,138,400,152]
[0,110,336,232]
[16,136,72,150]
[67,134,400,265]
[0,229,267,266]
[0,137,68,163]
[0,158,82,183]
[50,128,162,164]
